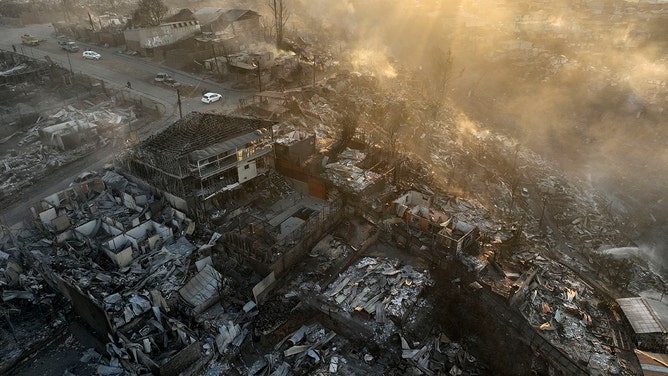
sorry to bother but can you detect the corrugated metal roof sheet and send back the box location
[178,264,221,312]
[618,297,667,334]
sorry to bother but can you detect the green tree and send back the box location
[132,0,168,27]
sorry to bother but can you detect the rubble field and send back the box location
[0,51,160,222]
[4,4,668,374]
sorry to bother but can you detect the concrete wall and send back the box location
[394,191,429,208]
[275,158,328,200]
[97,31,125,47]
[284,177,309,196]
[102,220,172,265]
[124,21,200,50]
[62,279,113,339]
[103,246,133,267]
[270,203,341,278]
[107,233,132,252]
[160,341,202,376]
[275,135,316,164]
[38,207,57,227]
[74,219,97,238]
[101,219,123,235]
[125,220,173,245]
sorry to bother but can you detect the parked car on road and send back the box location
[21,34,39,46]
[154,73,181,87]
[82,50,101,60]
[163,77,181,87]
[154,72,171,82]
[59,41,79,52]
[201,92,222,103]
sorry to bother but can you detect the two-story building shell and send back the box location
[122,112,276,217]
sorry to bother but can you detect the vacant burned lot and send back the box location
[0,51,162,223]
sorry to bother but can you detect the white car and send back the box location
[82,50,101,60]
[201,92,222,104]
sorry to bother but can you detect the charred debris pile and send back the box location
[232,61,653,373]
[0,102,136,208]
[0,50,155,212]
[0,168,487,375]
[0,50,662,376]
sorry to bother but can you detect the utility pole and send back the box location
[177,89,182,119]
[255,59,262,92]
[66,51,73,76]
[211,43,220,76]
[312,55,318,88]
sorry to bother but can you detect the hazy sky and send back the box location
[280,0,668,262]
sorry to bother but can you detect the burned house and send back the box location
[31,172,193,266]
[188,6,298,84]
[272,127,330,199]
[274,129,316,164]
[124,14,200,57]
[191,8,268,79]
[203,49,300,88]
[247,91,292,120]
[389,190,480,257]
[325,147,385,196]
[122,112,275,216]
[24,172,205,375]
[193,8,262,46]
[38,120,98,151]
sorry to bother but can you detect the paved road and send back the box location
[0,24,254,116]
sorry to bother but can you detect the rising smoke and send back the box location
[256,0,668,265]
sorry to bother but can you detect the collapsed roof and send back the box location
[192,8,260,27]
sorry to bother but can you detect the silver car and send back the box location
[201,92,222,103]
[154,72,171,82]
[82,50,101,60]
